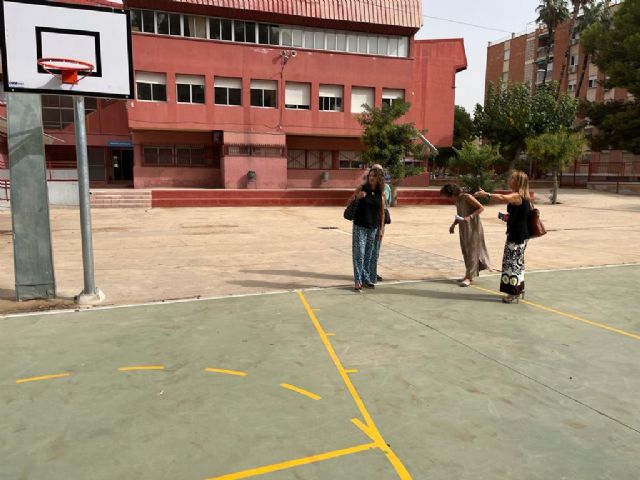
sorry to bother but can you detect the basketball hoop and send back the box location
[37,57,94,85]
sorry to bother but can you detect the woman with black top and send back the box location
[348,168,385,291]
[474,170,531,303]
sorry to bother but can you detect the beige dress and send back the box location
[456,194,491,278]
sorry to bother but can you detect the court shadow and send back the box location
[240,269,353,282]
[227,280,321,290]
[378,287,499,303]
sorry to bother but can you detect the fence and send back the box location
[560,160,640,187]
[0,179,9,201]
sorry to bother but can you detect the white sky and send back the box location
[418,0,541,114]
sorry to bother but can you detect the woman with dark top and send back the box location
[440,184,491,287]
[348,168,385,291]
[474,170,531,303]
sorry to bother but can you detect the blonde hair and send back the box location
[510,170,530,200]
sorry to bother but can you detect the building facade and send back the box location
[485,2,639,175]
[1,0,467,191]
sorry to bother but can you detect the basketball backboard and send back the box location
[0,0,133,98]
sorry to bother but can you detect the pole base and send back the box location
[75,287,106,305]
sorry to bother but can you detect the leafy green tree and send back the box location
[432,106,475,174]
[526,129,586,203]
[474,81,578,167]
[449,141,502,194]
[536,0,570,85]
[579,100,640,153]
[581,0,640,95]
[358,100,427,206]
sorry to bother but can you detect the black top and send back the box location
[354,184,383,229]
[506,196,531,244]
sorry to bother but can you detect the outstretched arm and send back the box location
[473,188,522,206]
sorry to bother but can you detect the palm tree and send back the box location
[556,0,593,99]
[575,1,610,96]
[536,0,570,85]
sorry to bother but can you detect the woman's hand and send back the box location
[474,188,488,199]
[357,191,367,199]
[449,224,455,234]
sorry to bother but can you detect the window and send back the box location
[378,37,388,55]
[209,18,232,41]
[504,49,510,61]
[228,145,252,156]
[142,10,155,33]
[41,95,97,129]
[314,31,325,49]
[292,29,303,47]
[319,85,343,112]
[143,146,173,165]
[568,80,577,93]
[281,28,293,46]
[157,12,181,35]
[326,32,336,50]
[588,76,598,89]
[336,34,347,51]
[258,24,279,45]
[502,71,509,83]
[287,150,331,169]
[398,37,408,57]
[388,37,399,56]
[250,80,277,108]
[347,34,358,53]
[176,74,205,104]
[339,151,362,169]
[252,146,283,157]
[215,77,242,106]
[570,54,577,66]
[234,20,255,43]
[130,9,142,32]
[136,72,167,101]
[382,89,404,108]
[304,30,314,49]
[177,147,206,166]
[184,15,207,38]
[368,36,378,55]
[351,87,374,113]
[285,82,310,110]
[228,145,283,156]
[358,35,368,54]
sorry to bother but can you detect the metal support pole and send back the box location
[73,96,104,303]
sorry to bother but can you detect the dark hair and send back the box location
[365,168,386,193]
[440,184,461,197]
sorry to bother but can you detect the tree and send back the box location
[579,100,640,153]
[358,100,427,206]
[432,106,474,174]
[557,0,593,99]
[536,0,570,85]
[579,0,639,152]
[474,81,578,167]
[526,129,586,204]
[449,141,502,194]
[581,0,640,96]
[575,1,610,95]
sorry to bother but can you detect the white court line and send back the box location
[2,262,639,319]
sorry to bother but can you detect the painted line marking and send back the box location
[326,332,336,337]
[206,442,377,480]
[15,372,70,384]
[345,369,359,374]
[118,365,165,372]
[471,285,640,341]
[280,383,321,401]
[296,291,412,479]
[205,368,248,377]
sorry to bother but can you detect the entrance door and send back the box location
[109,149,133,184]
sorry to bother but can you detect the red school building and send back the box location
[1,0,467,191]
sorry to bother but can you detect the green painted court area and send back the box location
[1,265,639,480]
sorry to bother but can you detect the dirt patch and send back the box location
[0,298,77,316]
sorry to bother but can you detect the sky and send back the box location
[418,0,541,114]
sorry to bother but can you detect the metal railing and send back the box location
[0,179,9,201]
[560,160,640,187]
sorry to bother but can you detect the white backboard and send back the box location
[0,0,133,98]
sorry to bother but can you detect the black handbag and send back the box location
[384,208,391,225]
[343,199,359,221]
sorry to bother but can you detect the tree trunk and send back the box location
[576,52,590,97]
[556,5,580,99]
[552,170,559,204]
[390,179,400,207]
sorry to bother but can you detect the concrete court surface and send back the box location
[1,189,640,314]
[1,265,640,480]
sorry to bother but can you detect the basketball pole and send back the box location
[73,96,105,304]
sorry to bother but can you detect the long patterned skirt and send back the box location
[500,241,528,295]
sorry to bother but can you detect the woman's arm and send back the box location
[474,188,522,205]
[463,194,485,221]
[379,194,386,236]
[349,185,365,203]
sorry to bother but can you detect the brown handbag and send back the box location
[528,202,547,239]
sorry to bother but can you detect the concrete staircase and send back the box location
[151,189,451,208]
[90,189,152,209]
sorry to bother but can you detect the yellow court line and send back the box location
[296,291,412,479]
[15,372,70,384]
[471,285,640,341]
[345,369,359,374]
[326,332,336,337]
[205,368,248,377]
[118,365,165,372]
[206,442,377,480]
[280,383,321,401]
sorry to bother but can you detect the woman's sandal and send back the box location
[459,279,471,287]
[354,284,362,292]
[502,295,519,304]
